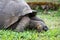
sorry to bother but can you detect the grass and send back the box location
[0,10,60,40]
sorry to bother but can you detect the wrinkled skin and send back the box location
[30,20,48,32]
[15,16,30,32]
[27,14,48,32]
[0,0,32,29]
[26,16,48,32]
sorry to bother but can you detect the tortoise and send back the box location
[0,0,48,32]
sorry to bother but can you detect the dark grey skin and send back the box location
[15,16,30,32]
[31,16,45,23]
[29,20,48,32]
[25,16,48,32]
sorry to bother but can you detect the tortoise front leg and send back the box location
[15,16,30,32]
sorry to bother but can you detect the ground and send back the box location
[0,10,60,40]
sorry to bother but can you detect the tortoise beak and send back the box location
[43,26,48,31]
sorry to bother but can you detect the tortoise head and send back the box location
[36,21,48,32]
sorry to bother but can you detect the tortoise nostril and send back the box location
[43,26,48,31]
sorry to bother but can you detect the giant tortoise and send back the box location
[0,0,48,32]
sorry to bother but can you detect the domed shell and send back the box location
[0,0,35,28]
